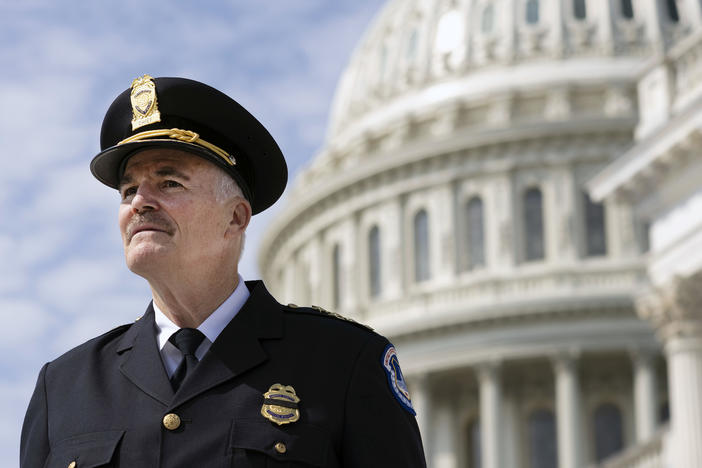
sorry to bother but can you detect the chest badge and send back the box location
[261,384,300,425]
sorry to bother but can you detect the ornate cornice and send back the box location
[385,297,638,344]
[637,271,702,341]
[552,350,581,375]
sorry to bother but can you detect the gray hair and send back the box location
[213,169,247,258]
[214,171,244,203]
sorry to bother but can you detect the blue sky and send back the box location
[0,0,385,462]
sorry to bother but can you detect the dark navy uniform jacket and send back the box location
[20,281,426,467]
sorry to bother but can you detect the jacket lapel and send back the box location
[116,304,174,406]
[171,281,283,408]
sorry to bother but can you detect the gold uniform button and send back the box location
[68,462,76,468]
[163,413,181,430]
[274,442,287,454]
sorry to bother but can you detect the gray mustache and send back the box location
[127,213,174,240]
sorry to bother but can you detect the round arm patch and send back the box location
[382,344,416,415]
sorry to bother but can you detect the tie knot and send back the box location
[169,328,205,356]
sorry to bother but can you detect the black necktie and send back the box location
[169,328,205,391]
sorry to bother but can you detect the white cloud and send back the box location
[19,162,116,224]
[0,236,29,294]
[0,299,53,351]
[36,257,130,313]
[12,227,73,268]
[0,376,36,465]
[50,292,149,354]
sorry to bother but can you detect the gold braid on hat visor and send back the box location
[117,128,236,166]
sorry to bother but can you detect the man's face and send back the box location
[117,148,248,279]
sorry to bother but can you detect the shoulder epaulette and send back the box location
[91,322,133,341]
[285,303,374,332]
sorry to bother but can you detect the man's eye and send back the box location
[163,180,183,188]
[121,187,137,199]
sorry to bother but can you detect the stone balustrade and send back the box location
[589,427,667,468]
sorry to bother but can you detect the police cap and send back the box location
[90,75,287,215]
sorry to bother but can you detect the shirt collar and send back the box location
[153,275,250,350]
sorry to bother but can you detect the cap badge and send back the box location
[261,383,300,425]
[130,75,161,130]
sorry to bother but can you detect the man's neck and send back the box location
[148,270,240,328]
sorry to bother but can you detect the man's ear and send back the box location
[227,197,252,236]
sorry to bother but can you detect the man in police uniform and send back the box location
[20,76,426,468]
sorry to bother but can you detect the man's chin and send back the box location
[125,249,170,276]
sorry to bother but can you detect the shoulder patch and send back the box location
[382,344,415,415]
[285,303,374,332]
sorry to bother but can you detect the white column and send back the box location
[681,0,702,28]
[639,0,665,49]
[487,173,515,270]
[283,261,296,303]
[666,335,702,468]
[547,0,566,58]
[501,0,516,62]
[592,0,615,53]
[501,393,519,468]
[550,166,577,261]
[434,183,456,282]
[342,218,357,313]
[478,362,501,468]
[631,350,658,442]
[637,272,702,468]
[432,401,457,468]
[410,374,430,447]
[383,198,403,300]
[308,236,322,305]
[553,354,582,468]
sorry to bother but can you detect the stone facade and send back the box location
[590,16,702,465]
[260,1,702,466]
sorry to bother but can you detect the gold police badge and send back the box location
[130,74,161,130]
[261,384,300,425]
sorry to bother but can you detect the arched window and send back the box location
[332,244,342,308]
[526,0,540,24]
[621,0,634,19]
[584,192,606,257]
[481,4,494,34]
[666,0,680,23]
[466,419,482,468]
[414,209,431,282]
[659,400,670,423]
[463,196,486,270]
[368,226,382,298]
[574,0,587,20]
[528,409,557,468]
[594,403,624,461]
[524,188,545,261]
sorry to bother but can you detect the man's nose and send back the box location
[131,185,159,213]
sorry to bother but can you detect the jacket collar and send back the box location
[115,280,283,408]
[116,303,174,406]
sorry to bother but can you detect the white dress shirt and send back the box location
[153,276,250,378]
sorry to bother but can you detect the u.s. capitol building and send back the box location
[260,1,702,467]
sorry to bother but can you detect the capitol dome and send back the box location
[260,1,699,467]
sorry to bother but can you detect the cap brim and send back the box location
[90,140,252,204]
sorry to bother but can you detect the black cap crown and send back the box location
[90,76,287,215]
